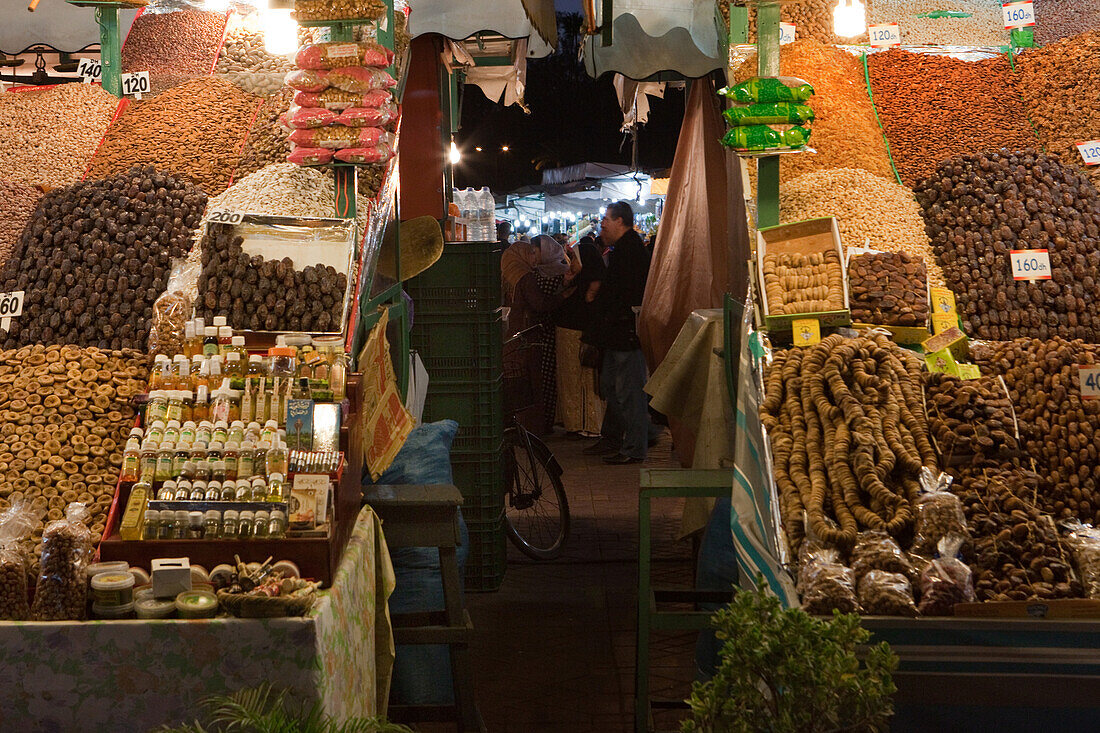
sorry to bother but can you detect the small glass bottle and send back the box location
[266,472,288,503]
[234,478,252,502]
[172,510,189,539]
[180,390,194,423]
[254,441,269,477]
[166,391,184,423]
[145,420,166,445]
[221,509,240,539]
[246,421,262,439]
[191,355,207,390]
[220,480,236,502]
[253,510,270,539]
[249,477,268,502]
[190,442,209,462]
[155,442,176,482]
[178,460,196,483]
[195,460,212,483]
[140,440,158,482]
[193,383,210,423]
[189,317,205,357]
[228,420,245,446]
[207,441,224,462]
[190,480,207,502]
[203,510,221,539]
[159,511,174,539]
[142,509,160,540]
[196,421,213,445]
[203,326,219,357]
[172,442,191,477]
[146,391,168,425]
[175,355,191,391]
[212,420,229,445]
[229,334,248,362]
[163,419,181,445]
[238,511,255,540]
[205,480,222,502]
[156,480,176,501]
[268,510,288,538]
[187,511,204,539]
[266,438,288,477]
[183,322,196,358]
[151,354,170,389]
[223,442,240,480]
[180,420,197,444]
[218,325,233,354]
[211,459,227,483]
[121,436,141,482]
[239,440,255,479]
[174,479,192,501]
[260,420,278,444]
[225,352,243,390]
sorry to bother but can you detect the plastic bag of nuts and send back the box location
[917,535,975,616]
[30,503,94,621]
[912,469,970,556]
[149,255,203,356]
[850,530,916,582]
[798,548,861,615]
[857,570,918,617]
[0,501,45,620]
[1062,520,1100,600]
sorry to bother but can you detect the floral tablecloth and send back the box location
[0,506,395,732]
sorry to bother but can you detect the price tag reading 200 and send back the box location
[1010,249,1051,281]
[207,209,243,225]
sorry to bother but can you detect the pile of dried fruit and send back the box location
[0,166,205,351]
[915,151,1100,342]
[848,251,928,326]
[762,251,845,315]
[747,0,866,44]
[122,8,229,95]
[867,0,1009,46]
[925,374,1020,464]
[235,89,295,179]
[0,84,118,188]
[1034,1,1100,46]
[86,76,262,195]
[0,182,43,272]
[868,49,1036,186]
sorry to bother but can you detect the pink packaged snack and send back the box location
[334,142,395,164]
[338,103,399,128]
[287,147,333,166]
[294,87,393,111]
[295,42,394,70]
[326,66,397,94]
[281,107,338,130]
[284,69,329,93]
[288,127,392,150]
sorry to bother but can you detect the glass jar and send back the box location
[145,420,166,446]
[221,510,239,539]
[190,481,207,501]
[254,510,270,539]
[174,479,192,501]
[163,420,181,445]
[187,512,204,539]
[157,480,176,502]
[223,443,239,480]
[228,421,245,446]
[172,443,191,477]
[203,510,221,539]
[266,473,288,503]
[172,510,189,539]
[207,442,224,463]
[211,460,227,483]
[166,391,184,423]
[146,391,169,425]
[140,441,158,482]
[249,477,268,502]
[239,441,255,479]
[155,443,176,482]
[196,421,213,445]
[205,480,222,502]
[213,421,229,445]
[238,511,255,540]
[220,480,237,502]
[195,461,212,483]
[268,510,288,538]
[234,479,252,502]
[180,420,197,444]
[142,510,159,540]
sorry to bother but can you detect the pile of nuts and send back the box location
[953,469,1080,602]
[925,374,1021,464]
[915,151,1100,342]
[761,333,937,552]
[733,40,893,184]
[867,0,1009,46]
[970,338,1100,526]
[1015,30,1100,187]
[122,8,229,95]
[0,182,43,272]
[86,77,262,196]
[0,166,205,351]
[293,0,387,23]
[748,0,866,44]
[235,89,295,180]
[0,84,119,188]
[196,224,349,333]
[1034,2,1100,47]
[30,507,93,621]
[867,50,1037,186]
[216,27,295,97]
[848,252,928,326]
[779,168,946,287]
[762,250,844,315]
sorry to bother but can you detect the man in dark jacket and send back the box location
[582,201,653,464]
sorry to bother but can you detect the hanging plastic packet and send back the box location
[295,41,394,70]
[280,106,338,130]
[798,548,861,615]
[1061,520,1100,599]
[284,69,329,93]
[723,102,815,126]
[31,503,94,621]
[325,66,398,94]
[911,468,969,556]
[721,124,811,151]
[0,501,45,620]
[294,87,393,111]
[917,535,975,616]
[719,76,814,104]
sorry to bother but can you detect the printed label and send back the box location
[1079,366,1100,399]
[868,23,901,47]
[930,287,957,315]
[121,70,150,98]
[1002,1,1035,29]
[0,290,24,332]
[931,313,957,335]
[1076,140,1100,166]
[327,44,359,58]
[792,318,820,346]
[779,23,796,45]
[77,58,102,82]
[207,209,244,225]
[1010,249,1052,280]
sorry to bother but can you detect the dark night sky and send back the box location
[452,10,686,193]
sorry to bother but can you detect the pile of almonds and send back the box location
[121,8,229,95]
[0,181,43,272]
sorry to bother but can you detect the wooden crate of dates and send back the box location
[848,250,930,344]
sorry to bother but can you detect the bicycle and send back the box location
[501,323,570,560]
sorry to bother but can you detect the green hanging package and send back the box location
[723,102,815,126]
[719,76,814,104]
[721,124,811,151]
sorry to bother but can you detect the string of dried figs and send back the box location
[848,251,928,327]
[925,373,1021,465]
[761,333,937,551]
[953,469,1080,602]
[915,151,1100,342]
[970,337,1100,526]
[762,250,844,315]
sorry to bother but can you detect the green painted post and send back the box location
[95,6,122,97]
[602,0,614,46]
[756,1,781,228]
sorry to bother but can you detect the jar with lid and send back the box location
[203,510,221,539]
[207,442,224,462]
[146,420,166,445]
[196,421,213,445]
[174,479,192,501]
[249,477,268,502]
[146,391,169,425]
[234,479,252,502]
[180,420,197,444]
[178,461,196,482]
[166,391,184,423]
[205,480,222,502]
[213,420,229,445]
[254,441,270,476]
[172,443,191,476]
[220,480,237,502]
[266,439,288,477]
[151,354,172,389]
[211,460,227,483]
[221,510,240,539]
[238,511,255,540]
[314,336,348,400]
[140,440,158,482]
[254,510,270,539]
[266,473,288,503]
[121,436,141,482]
[155,443,176,482]
[180,390,194,423]
[190,442,209,462]
[223,443,239,480]
[195,460,212,483]
[190,480,207,501]
[157,479,177,501]
[228,420,245,446]
[172,510,189,539]
[187,511,204,539]
[142,510,160,540]
[211,386,238,425]
[239,440,255,478]
[268,510,288,538]
[164,419,182,445]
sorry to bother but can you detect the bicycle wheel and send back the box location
[502,426,570,560]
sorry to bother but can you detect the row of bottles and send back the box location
[142,507,288,540]
[121,420,289,486]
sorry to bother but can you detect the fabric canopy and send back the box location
[1,3,137,54]
[408,0,555,58]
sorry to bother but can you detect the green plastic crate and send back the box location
[451,447,504,524]
[410,311,503,372]
[464,517,506,592]
[406,240,502,300]
[421,377,504,454]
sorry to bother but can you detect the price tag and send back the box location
[779,23,796,45]
[120,70,150,99]
[77,57,102,82]
[792,318,820,346]
[1076,140,1100,166]
[931,313,957,335]
[1010,249,1052,280]
[868,23,901,47]
[1080,366,1100,399]
[207,209,244,225]
[0,290,25,332]
[1002,1,1035,29]
[929,287,957,315]
[328,43,358,58]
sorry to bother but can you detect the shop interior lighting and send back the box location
[475,146,483,152]
[501,145,510,152]
[263,0,299,56]
[833,0,866,38]
[449,140,461,165]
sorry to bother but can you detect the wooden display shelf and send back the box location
[98,373,365,587]
[953,599,1100,619]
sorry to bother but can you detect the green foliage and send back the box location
[152,683,413,733]
[682,579,898,733]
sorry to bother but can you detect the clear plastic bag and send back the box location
[295,87,393,110]
[850,529,916,582]
[295,42,392,70]
[0,501,44,620]
[282,106,339,129]
[31,503,93,621]
[149,255,202,356]
[917,535,975,616]
[912,469,968,556]
[334,142,394,164]
[287,146,333,166]
[325,65,396,93]
[288,126,391,150]
[798,548,861,615]
[1062,520,1100,600]
[285,69,329,93]
[858,569,919,617]
[338,103,399,128]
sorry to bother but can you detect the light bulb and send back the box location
[833,0,866,38]
[449,141,461,165]
[263,7,298,55]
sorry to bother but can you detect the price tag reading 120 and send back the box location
[1080,366,1100,399]
[1002,1,1035,29]
[869,23,901,47]
[1010,249,1051,280]
[1077,140,1100,166]
[779,23,796,45]
[121,71,150,98]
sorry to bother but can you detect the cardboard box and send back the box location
[151,557,192,599]
[757,217,851,333]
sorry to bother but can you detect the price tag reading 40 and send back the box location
[1077,140,1100,166]
[869,23,901,47]
[121,71,150,98]
[1080,366,1100,400]
[77,58,102,82]
[207,209,243,225]
[0,291,25,332]
[1002,1,1035,29]
[1010,249,1051,280]
[779,23,796,45]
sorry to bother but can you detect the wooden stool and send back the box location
[363,484,484,732]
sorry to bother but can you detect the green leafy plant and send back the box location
[682,579,898,733]
[153,683,413,733]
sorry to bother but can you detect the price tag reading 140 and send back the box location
[1002,1,1035,29]
[77,58,102,82]
[1010,249,1051,280]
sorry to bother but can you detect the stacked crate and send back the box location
[405,241,506,591]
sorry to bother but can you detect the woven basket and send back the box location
[217,590,316,618]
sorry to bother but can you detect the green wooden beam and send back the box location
[756,1,781,229]
[602,0,613,46]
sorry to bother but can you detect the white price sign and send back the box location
[207,209,244,225]
[77,57,102,82]
[1010,249,1052,281]
[0,290,25,332]
[1080,366,1100,399]
[779,23,796,45]
[121,70,150,98]
[868,23,901,47]
[1077,140,1100,166]
[1002,1,1035,29]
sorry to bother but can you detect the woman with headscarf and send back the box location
[554,234,607,436]
[501,235,578,435]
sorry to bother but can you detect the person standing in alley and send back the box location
[582,201,654,464]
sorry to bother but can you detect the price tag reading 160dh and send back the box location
[1010,249,1051,280]
[1002,1,1035,29]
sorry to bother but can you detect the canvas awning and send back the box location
[1,3,137,54]
[409,0,556,58]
